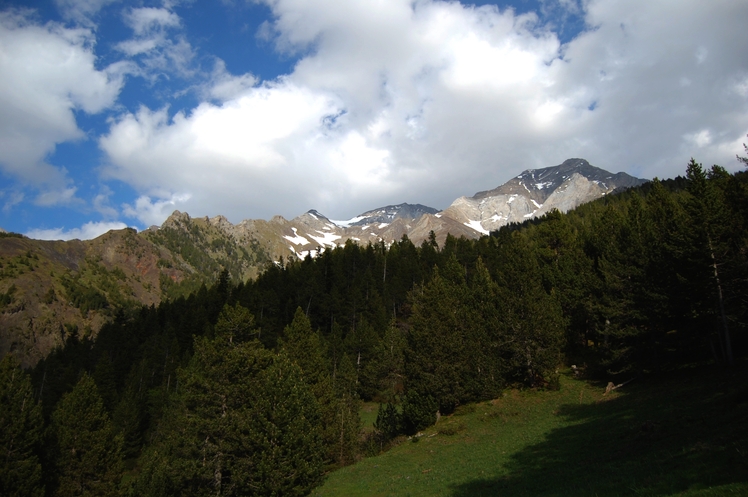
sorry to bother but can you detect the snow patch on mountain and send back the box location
[331,215,366,228]
[284,227,310,246]
[308,231,341,247]
[464,219,489,235]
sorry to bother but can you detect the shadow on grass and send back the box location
[451,363,748,496]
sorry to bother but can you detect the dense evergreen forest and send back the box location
[2,160,748,496]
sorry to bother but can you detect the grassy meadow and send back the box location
[315,363,748,496]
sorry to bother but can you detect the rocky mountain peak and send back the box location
[473,159,645,202]
[338,203,439,227]
[161,210,192,229]
[442,159,647,235]
[208,214,232,229]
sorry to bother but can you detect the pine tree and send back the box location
[405,257,469,415]
[214,302,258,344]
[685,159,733,365]
[462,257,505,400]
[372,402,402,452]
[0,355,44,497]
[331,354,361,466]
[493,232,564,385]
[280,308,330,386]
[249,354,325,495]
[280,308,359,466]
[135,332,324,496]
[344,317,380,399]
[48,373,123,497]
[366,320,406,401]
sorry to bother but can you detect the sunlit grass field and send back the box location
[315,363,748,496]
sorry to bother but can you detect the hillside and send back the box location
[315,364,748,496]
[0,226,268,366]
[9,160,747,496]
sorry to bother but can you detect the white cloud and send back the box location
[552,0,748,174]
[25,221,129,241]
[35,187,80,207]
[122,193,192,227]
[205,60,259,102]
[1,190,24,214]
[100,81,349,224]
[123,6,180,36]
[0,10,126,192]
[99,0,748,223]
[92,186,119,219]
[55,0,119,27]
[116,6,195,79]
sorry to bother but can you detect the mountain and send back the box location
[441,159,647,234]
[0,158,645,366]
[335,204,439,227]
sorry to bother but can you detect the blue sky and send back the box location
[0,0,746,240]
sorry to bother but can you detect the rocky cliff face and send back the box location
[442,159,647,235]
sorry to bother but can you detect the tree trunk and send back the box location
[709,237,733,366]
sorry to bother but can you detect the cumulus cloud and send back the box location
[100,81,351,222]
[0,10,126,194]
[204,60,259,102]
[551,0,748,175]
[99,0,748,224]
[35,187,80,207]
[92,186,120,219]
[55,0,119,27]
[116,6,195,79]
[1,190,24,214]
[25,220,129,241]
[122,193,193,227]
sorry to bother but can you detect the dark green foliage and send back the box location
[330,353,361,466]
[0,355,44,497]
[281,308,330,386]
[401,390,438,435]
[373,402,401,446]
[280,308,360,467]
[111,383,146,460]
[405,263,470,415]
[92,356,119,417]
[61,274,108,315]
[364,320,406,401]
[43,287,57,304]
[492,232,564,385]
[48,373,123,497]
[0,283,16,310]
[134,334,324,496]
[214,302,257,343]
[344,318,380,400]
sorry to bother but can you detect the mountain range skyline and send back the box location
[1,0,746,240]
[10,158,645,242]
[0,158,647,365]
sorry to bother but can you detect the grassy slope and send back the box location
[316,363,748,496]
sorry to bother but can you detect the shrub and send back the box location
[401,390,437,435]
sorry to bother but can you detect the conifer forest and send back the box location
[2,160,748,496]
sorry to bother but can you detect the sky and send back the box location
[0,0,746,240]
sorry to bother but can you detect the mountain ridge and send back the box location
[1,158,646,366]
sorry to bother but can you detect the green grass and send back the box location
[316,362,748,496]
[360,402,380,432]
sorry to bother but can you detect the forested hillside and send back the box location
[2,160,747,496]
